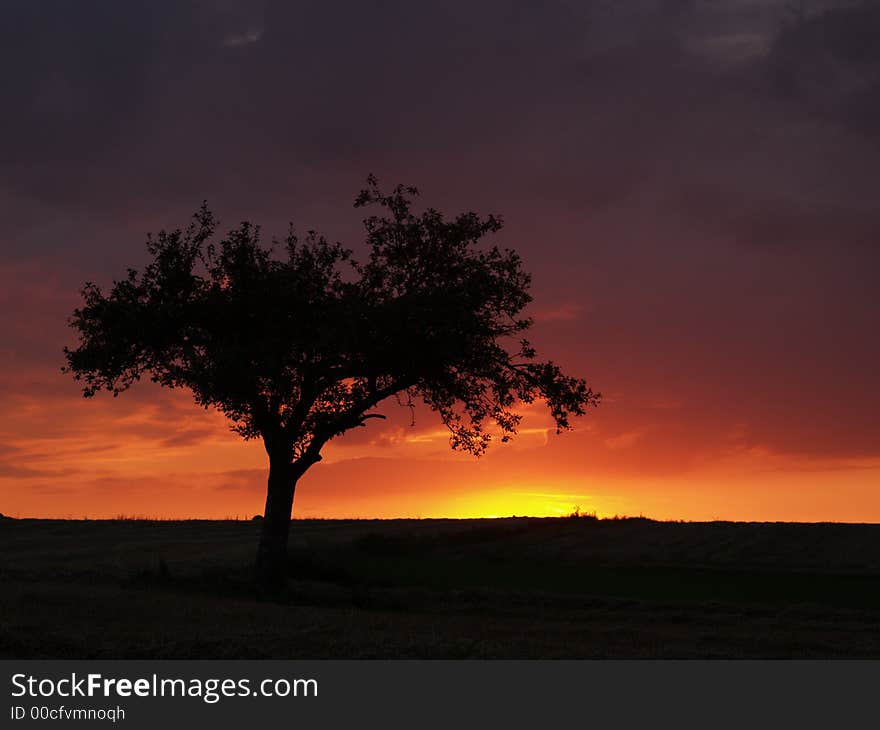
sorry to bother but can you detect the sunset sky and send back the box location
[2,1,879,521]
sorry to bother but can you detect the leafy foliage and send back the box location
[64,177,599,468]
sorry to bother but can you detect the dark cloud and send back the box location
[765,4,880,133]
[158,428,221,449]
[0,462,80,479]
[675,185,880,251]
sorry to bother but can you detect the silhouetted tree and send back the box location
[63,177,599,587]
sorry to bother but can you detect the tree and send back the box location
[63,177,600,587]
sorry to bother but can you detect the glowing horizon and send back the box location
[3,371,879,524]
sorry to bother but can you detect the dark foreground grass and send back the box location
[2,516,880,658]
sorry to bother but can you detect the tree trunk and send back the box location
[255,456,297,590]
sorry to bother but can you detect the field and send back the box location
[2,515,880,658]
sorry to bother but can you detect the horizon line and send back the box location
[3,514,880,527]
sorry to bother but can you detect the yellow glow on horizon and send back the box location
[435,485,620,520]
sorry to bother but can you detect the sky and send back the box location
[1,0,879,521]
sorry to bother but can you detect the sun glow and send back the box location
[438,486,613,520]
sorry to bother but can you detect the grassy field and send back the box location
[2,515,880,658]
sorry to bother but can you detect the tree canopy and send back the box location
[64,177,599,469]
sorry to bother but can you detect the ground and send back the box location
[2,516,880,658]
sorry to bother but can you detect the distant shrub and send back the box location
[568,506,598,521]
